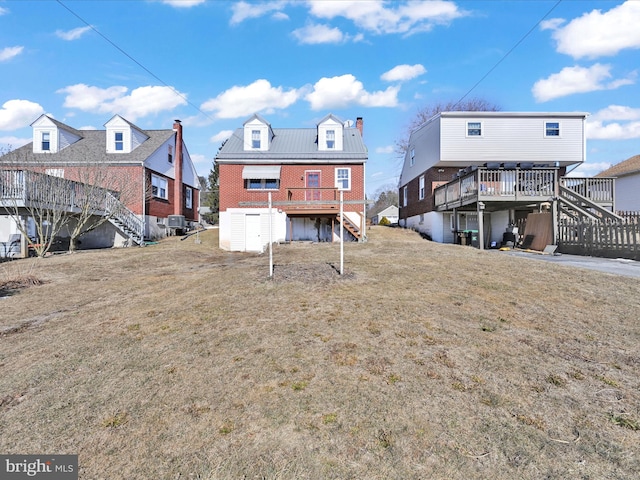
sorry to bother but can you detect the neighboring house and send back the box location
[398,111,610,248]
[371,205,399,225]
[0,114,200,253]
[216,113,367,252]
[596,154,640,212]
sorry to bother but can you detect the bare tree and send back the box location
[395,97,501,157]
[64,161,146,252]
[1,153,72,257]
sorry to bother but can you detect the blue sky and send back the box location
[1,0,639,195]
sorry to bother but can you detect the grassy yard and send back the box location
[1,226,639,479]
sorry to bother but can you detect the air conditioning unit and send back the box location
[167,215,185,228]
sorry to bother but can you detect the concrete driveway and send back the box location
[495,250,640,279]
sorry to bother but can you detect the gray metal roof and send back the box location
[215,126,368,164]
[1,128,175,166]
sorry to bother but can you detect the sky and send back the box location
[1,0,640,196]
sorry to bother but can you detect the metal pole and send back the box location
[340,190,344,275]
[268,192,273,278]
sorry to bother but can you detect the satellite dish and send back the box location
[344,119,354,127]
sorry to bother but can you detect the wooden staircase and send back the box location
[558,185,623,223]
[105,193,144,245]
[336,213,363,241]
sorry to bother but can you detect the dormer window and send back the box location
[42,132,50,151]
[326,130,335,149]
[115,132,124,151]
[251,130,261,149]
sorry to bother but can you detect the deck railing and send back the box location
[285,187,341,209]
[434,168,557,209]
[560,177,615,204]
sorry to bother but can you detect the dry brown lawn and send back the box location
[1,226,639,479]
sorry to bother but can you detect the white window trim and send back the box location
[544,121,561,138]
[326,129,335,149]
[403,186,408,207]
[335,167,351,191]
[151,174,168,200]
[466,121,483,137]
[419,175,425,200]
[41,132,51,151]
[114,131,124,151]
[251,130,261,149]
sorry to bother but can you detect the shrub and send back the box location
[379,216,391,226]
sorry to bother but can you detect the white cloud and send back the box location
[0,6,8,15]
[0,136,31,150]
[161,0,206,8]
[375,145,394,154]
[532,64,635,102]
[306,0,465,35]
[0,46,24,62]
[585,105,640,140]
[201,79,301,119]
[305,74,399,110]
[230,1,289,25]
[0,99,45,130]
[546,1,640,59]
[211,130,234,143]
[57,84,188,121]
[55,26,93,41]
[292,23,346,44]
[567,161,613,177]
[539,18,564,31]
[381,64,426,82]
[590,105,640,122]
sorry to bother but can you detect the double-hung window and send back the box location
[326,130,335,149]
[151,174,168,199]
[115,132,124,151]
[545,122,560,137]
[251,130,261,149]
[42,132,50,151]
[410,148,415,166]
[467,122,482,137]
[335,168,351,191]
[403,186,408,207]
[168,145,173,164]
[419,175,425,200]
[185,187,193,209]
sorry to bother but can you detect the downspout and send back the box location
[173,120,183,216]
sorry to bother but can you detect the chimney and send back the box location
[173,120,183,216]
[356,117,363,137]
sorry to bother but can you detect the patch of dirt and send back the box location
[271,263,355,283]
[0,275,43,297]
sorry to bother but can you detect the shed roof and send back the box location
[596,154,640,178]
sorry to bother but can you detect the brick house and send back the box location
[0,114,200,252]
[215,114,367,252]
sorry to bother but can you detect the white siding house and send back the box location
[398,112,588,247]
[596,154,640,212]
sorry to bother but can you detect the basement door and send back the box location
[245,214,262,252]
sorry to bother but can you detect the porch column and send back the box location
[477,202,485,250]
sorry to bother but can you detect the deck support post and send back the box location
[477,202,485,250]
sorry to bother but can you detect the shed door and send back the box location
[245,214,262,252]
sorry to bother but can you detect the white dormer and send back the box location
[105,115,149,154]
[243,114,273,151]
[31,115,82,154]
[317,114,343,151]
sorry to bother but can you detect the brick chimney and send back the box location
[173,120,183,215]
[356,117,363,137]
